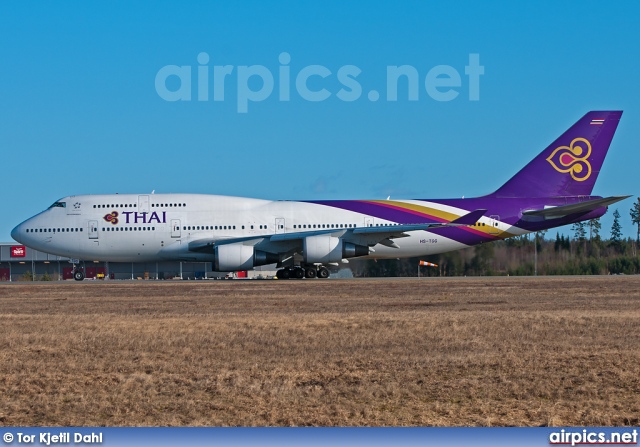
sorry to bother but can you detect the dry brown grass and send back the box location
[0,276,639,426]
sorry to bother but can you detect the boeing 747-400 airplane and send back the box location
[12,111,629,280]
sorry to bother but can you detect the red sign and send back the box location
[11,246,26,258]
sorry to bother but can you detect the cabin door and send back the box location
[488,215,501,234]
[138,195,150,213]
[171,219,181,238]
[89,220,99,239]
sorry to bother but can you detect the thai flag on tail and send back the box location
[590,118,605,125]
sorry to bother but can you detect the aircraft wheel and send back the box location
[305,268,317,279]
[293,268,305,279]
[317,266,330,279]
[276,269,290,280]
[74,270,85,281]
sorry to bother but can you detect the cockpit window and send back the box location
[49,201,66,209]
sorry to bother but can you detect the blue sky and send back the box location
[1,1,639,242]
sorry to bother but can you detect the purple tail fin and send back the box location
[490,111,622,198]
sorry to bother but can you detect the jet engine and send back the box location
[215,243,278,271]
[303,235,369,263]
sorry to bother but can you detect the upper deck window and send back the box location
[48,201,66,209]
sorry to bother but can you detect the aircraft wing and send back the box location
[354,208,488,232]
[522,196,630,219]
[189,209,487,254]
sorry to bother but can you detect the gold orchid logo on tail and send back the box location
[546,137,592,182]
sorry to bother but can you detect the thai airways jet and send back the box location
[11,111,629,280]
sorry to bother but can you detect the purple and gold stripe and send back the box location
[308,199,513,245]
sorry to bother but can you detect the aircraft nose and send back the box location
[11,223,24,243]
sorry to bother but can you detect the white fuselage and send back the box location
[12,193,474,263]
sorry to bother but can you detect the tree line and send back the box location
[351,199,640,277]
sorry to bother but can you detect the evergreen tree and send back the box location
[470,242,495,275]
[630,198,640,244]
[554,233,571,252]
[588,218,602,241]
[572,222,587,241]
[611,209,622,243]
[572,222,587,253]
[536,229,548,249]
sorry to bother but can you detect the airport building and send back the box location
[0,242,273,281]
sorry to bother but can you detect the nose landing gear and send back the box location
[72,263,85,281]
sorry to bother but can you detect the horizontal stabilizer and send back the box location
[522,196,631,219]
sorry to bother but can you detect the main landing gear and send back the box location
[276,266,330,280]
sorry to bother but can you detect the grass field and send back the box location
[1,276,639,426]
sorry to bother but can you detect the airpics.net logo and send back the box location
[155,52,484,113]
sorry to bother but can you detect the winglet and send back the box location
[449,209,487,225]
